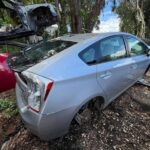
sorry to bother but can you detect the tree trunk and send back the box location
[85,0,104,32]
[57,0,104,34]
[136,0,145,38]
[69,0,82,33]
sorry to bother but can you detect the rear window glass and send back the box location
[8,40,76,71]
[25,40,76,63]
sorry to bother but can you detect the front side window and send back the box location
[99,36,126,62]
[126,36,148,56]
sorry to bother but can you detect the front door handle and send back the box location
[100,71,112,79]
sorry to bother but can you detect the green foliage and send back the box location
[0,100,18,119]
[0,18,3,27]
[80,0,105,33]
[143,0,150,37]
[21,0,54,5]
[0,45,21,53]
[0,9,18,26]
[58,0,105,34]
[116,1,137,35]
[116,0,150,38]
[0,0,104,35]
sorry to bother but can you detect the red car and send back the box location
[0,42,27,92]
[0,0,58,93]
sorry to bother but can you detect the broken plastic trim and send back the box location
[0,0,58,40]
[137,78,150,87]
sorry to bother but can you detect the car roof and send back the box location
[58,32,130,43]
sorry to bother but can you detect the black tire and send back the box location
[145,64,150,75]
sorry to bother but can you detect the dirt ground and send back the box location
[0,77,150,150]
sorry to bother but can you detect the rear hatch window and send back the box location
[8,40,76,72]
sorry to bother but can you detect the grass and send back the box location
[0,99,18,119]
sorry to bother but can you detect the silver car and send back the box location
[9,32,150,140]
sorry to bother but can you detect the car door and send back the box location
[96,35,134,102]
[125,35,150,81]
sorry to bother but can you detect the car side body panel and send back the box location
[96,57,136,104]
[128,55,150,81]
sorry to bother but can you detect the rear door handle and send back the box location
[100,71,112,79]
[131,64,138,69]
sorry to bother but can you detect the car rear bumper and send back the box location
[16,84,72,141]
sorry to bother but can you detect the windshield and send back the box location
[8,40,76,71]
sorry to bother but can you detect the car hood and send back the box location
[0,0,58,41]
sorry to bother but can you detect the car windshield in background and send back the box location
[8,40,76,71]
[0,45,22,53]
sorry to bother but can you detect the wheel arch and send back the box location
[69,95,106,126]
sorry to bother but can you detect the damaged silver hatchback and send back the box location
[9,32,150,140]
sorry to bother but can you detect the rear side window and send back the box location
[80,48,95,63]
[126,36,148,56]
[98,36,126,62]
[79,44,97,65]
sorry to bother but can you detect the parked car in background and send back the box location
[9,32,150,140]
[0,0,59,93]
[0,41,27,93]
[0,0,58,40]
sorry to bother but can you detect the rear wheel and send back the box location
[74,97,104,125]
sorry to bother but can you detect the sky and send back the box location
[93,0,120,33]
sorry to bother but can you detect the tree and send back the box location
[142,0,150,38]
[21,0,105,34]
[1,0,105,35]
[115,0,149,38]
[115,0,137,35]
[57,0,105,34]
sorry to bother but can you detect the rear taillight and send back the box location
[22,72,53,113]
[44,82,53,101]
[28,82,42,113]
